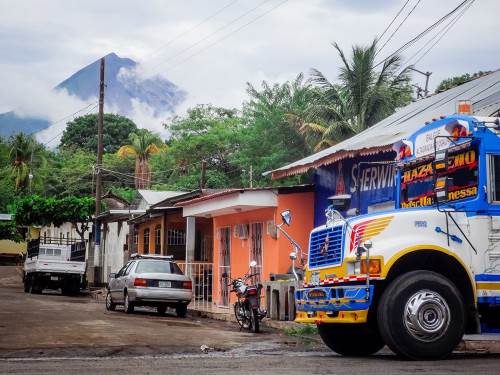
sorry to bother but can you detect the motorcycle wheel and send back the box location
[251,308,260,333]
[234,301,252,330]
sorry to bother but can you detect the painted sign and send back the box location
[314,153,396,226]
[399,147,478,209]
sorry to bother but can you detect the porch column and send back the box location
[185,216,196,264]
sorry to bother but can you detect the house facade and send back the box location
[177,186,314,307]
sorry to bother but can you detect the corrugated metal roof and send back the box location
[137,190,188,206]
[271,70,500,179]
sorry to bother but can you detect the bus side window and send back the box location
[489,155,500,203]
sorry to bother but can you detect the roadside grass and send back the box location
[283,324,318,337]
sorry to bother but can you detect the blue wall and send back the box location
[314,152,396,226]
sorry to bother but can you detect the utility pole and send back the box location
[95,57,105,217]
[92,57,105,285]
[200,160,206,189]
[408,66,432,97]
[249,165,253,189]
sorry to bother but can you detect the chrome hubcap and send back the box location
[403,289,450,342]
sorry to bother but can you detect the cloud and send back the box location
[0,0,498,145]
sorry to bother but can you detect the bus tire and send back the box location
[377,270,465,360]
[317,323,384,356]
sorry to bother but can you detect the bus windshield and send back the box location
[400,145,479,208]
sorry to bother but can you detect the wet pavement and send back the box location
[1,266,499,374]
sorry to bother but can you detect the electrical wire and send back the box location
[376,0,422,56]
[146,0,240,60]
[158,0,289,75]
[42,103,99,146]
[377,0,411,43]
[144,0,276,74]
[411,0,475,65]
[374,0,472,68]
[403,0,475,67]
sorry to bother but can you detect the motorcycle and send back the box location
[224,261,266,333]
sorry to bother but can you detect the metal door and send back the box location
[218,227,231,306]
[250,223,263,282]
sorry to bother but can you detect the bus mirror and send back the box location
[435,177,449,203]
[433,149,449,173]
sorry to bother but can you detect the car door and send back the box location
[112,262,132,302]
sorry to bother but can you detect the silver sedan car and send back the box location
[106,254,193,317]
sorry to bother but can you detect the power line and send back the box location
[144,0,275,74]
[154,0,289,76]
[404,0,475,66]
[376,0,422,56]
[42,103,99,146]
[377,0,411,43]
[374,0,472,68]
[146,0,240,60]
[411,0,475,66]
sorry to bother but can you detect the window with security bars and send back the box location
[249,223,263,283]
[167,229,186,246]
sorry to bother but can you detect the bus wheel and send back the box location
[377,270,465,360]
[317,322,384,356]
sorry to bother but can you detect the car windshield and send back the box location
[135,260,184,275]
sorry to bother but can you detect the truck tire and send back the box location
[124,293,134,314]
[105,290,116,311]
[317,323,384,356]
[30,276,42,294]
[377,270,465,360]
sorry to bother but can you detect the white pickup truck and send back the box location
[23,237,87,295]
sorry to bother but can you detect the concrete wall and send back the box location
[103,221,128,282]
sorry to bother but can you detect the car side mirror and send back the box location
[109,273,117,279]
[289,252,297,260]
[281,210,292,226]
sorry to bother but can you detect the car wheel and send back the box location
[30,276,42,294]
[124,293,134,314]
[157,305,167,315]
[176,304,187,318]
[377,270,465,360]
[106,290,116,311]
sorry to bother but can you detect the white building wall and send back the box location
[103,221,129,282]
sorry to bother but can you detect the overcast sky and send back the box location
[0,0,498,141]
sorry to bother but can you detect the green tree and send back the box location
[435,71,491,93]
[117,129,165,189]
[60,113,138,153]
[8,133,46,193]
[161,105,243,190]
[238,74,317,186]
[13,195,95,241]
[0,220,23,242]
[303,40,412,150]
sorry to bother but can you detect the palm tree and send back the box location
[8,133,44,193]
[296,40,412,150]
[117,129,165,189]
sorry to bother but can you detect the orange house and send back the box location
[177,186,314,307]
